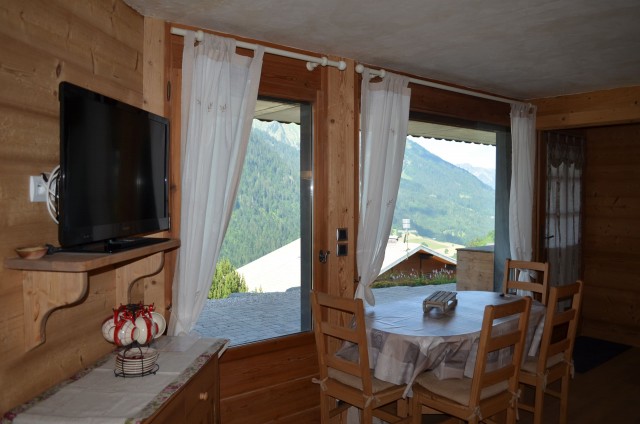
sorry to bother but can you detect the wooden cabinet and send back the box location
[4,337,228,424]
[146,351,220,424]
[4,238,180,351]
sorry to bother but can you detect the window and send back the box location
[375,115,509,290]
[194,99,313,346]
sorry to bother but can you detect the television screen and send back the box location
[58,82,170,251]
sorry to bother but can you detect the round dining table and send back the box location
[357,290,545,396]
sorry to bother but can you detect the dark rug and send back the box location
[572,336,631,373]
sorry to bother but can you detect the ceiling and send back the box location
[124,0,640,101]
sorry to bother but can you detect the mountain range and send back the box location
[220,120,495,268]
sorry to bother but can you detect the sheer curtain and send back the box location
[508,104,537,265]
[356,69,410,306]
[169,32,264,336]
[544,132,585,286]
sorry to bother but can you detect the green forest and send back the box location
[219,122,300,268]
[219,120,495,269]
[394,140,495,245]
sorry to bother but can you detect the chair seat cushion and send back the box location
[328,367,400,393]
[414,371,508,406]
[521,352,564,374]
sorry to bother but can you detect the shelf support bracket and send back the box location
[23,271,88,351]
[115,252,165,307]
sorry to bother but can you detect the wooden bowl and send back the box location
[15,245,48,260]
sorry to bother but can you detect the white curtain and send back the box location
[508,104,537,264]
[545,132,585,286]
[169,32,264,336]
[356,69,410,306]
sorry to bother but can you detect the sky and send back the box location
[409,136,496,169]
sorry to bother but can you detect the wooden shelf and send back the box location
[5,239,180,272]
[4,238,180,351]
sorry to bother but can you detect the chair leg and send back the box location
[506,404,517,424]
[362,406,373,424]
[319,393,332,423]
[533,380,545,424]
[559,374,570,424]
[397,398,409,418]
[411,395,422,424]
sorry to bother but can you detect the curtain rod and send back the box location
[170,27,347,72]
[355,64,531,108]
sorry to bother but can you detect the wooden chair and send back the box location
[411,296,531,424]
[503,259,550,305]
[310,291,410,423]
[518,280,584,424]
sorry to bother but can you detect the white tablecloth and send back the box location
[340,291,545,398]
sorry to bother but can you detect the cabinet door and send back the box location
[185,355,218,423]
[145,353,220,424]
[186,396,213,424]
[146,394,185,424]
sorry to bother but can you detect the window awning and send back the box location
[255,99,498,145]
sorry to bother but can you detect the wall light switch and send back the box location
[29,175,47,202]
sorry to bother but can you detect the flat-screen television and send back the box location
[58,82,170,252]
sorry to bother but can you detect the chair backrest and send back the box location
[310,291,373,395]
[469,297,531,407]
[535,280,584,375]
[503,259,550,305]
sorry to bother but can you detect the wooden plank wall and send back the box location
[581,123,640,346]
[0,0,168,413]
[533,87,640,347]
[219,333,320,424]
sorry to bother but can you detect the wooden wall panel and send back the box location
[323,58,358,299]
[581,285,640,345]
[581,124,640,346]
[534,85,640,130]
[0,0,145,414]
[219,333,320,424]
[143,17,167,115]
[534,88,640,347]
[410,83,511,127]
[1,1,143,104]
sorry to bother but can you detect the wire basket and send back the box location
[114,344,159,378]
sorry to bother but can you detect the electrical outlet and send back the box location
[29,175,47,202]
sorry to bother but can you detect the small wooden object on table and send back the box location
[423,290,458,313]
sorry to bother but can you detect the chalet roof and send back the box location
[237,238,457,293]
[380,240,457,275]
[238,239,301,293]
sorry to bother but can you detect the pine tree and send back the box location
[208,259,248,299]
